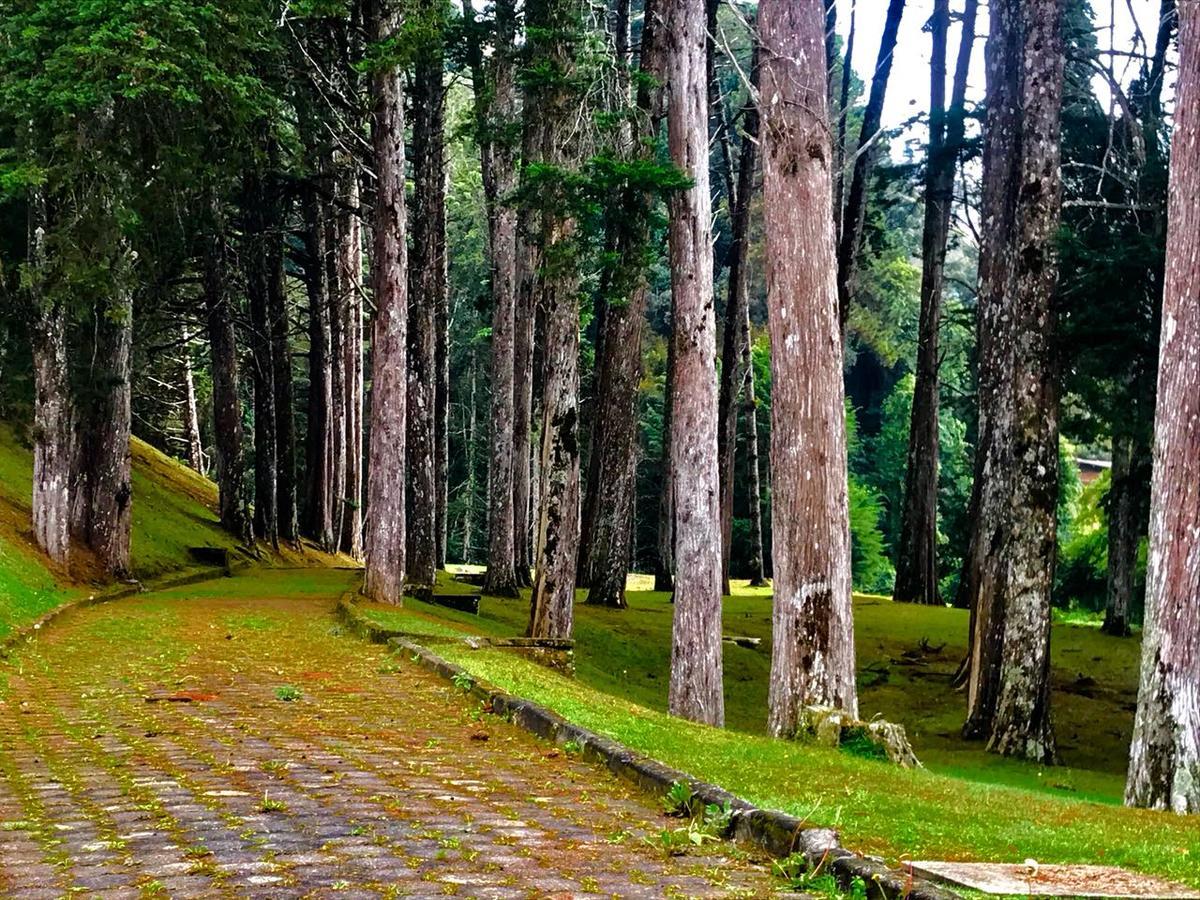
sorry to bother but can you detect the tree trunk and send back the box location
[477,0,522,597]
[74,286,134,578]
[302,182,336,551]
[362,0,410,604]
[464,349,479,563]
[584,0,659,609]
[741,302,766,587]
[28,195,72,566]
[1103,432,1137,637]
[893,0,978,605]
[340,174,365,560]
[245,166,279,549]
[761,0,857,735]
[270,211,297,544]
[1125,0,1200,814]
[834,0,857,238]
[835,0,906,333]
[717,40,760,596]
[408,29,446,590]
[963,0,1063,764]
[512,115,544,588]
[663,0,723,727]
[181,332,205,476]
[435,176,451,571]
[527,0,583,641]
[654,332,675,592]
[204,204,252,543]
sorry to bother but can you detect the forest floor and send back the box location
[0,569,781,897]
[357,572,1200,890]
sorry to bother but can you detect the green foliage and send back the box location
[274,685,302,702]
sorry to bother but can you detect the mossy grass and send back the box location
[369,570,1199,888]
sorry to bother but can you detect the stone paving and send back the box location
[0,571,780,898]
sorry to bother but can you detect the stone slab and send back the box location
[909,862,1200,898]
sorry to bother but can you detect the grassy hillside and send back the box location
[0,422,350,637]
[354,574,1200,888]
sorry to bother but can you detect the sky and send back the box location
[835,0,1174,151]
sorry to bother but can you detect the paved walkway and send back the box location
[0,570,778,898]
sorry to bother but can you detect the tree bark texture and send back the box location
[302,182,336,551]
[962,0,1063,764]
[1125,0,1200,814]
[663,0,723,727]
[246,167,279,549]
[717,41,760,595]
[181,333,205,476]
[408,31,446,590]
[584,0,659,609]
[761,0,857,735]
[340,173,365,560]
[834,0,905,333]
[528,0,583,641]
[73,287,134,577]
[270,192,298,544]
[893,0,978,605]
[28,195,72,566]
[479,0,522,597]
[363,0,410,604]
[1103,432,1139,637]
[204,210,252,543]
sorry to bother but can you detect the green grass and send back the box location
[0,421,350,638]
[367,573,1200,888]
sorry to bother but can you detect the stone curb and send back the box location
[0,562,247,658]
[337,594,957,899]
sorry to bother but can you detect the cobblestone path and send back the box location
[0,570,779,898]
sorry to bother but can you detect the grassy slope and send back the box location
[0,422,349,638]
[357,574,1199,888]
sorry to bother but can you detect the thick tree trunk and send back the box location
[894,0,978,605]
[834,0,906,333]
[362,0,409,604]
[340,174,365,560]
[74,287,134,577]
[181,334,205,476]
[654,332,675,593]
[527,0,583,641]
[302,183,336,551]
[1125,0,1200,814]
[478,0,521,597]
[408,31,446,590]
[761,0,857,735]
[663,0,723,727]
[204,209,252,543]
[1103,432,1138,637]
[717,41,760,596]
[963,0,1063,764]
[28,195,72,566]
